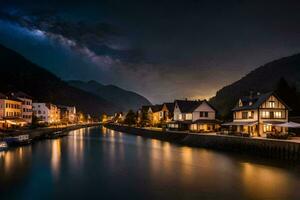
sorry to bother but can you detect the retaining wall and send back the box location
[104,124,300,161]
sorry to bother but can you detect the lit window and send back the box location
[178,114,182,120]
[263,124,272,132]
[268,101,275,108]
[261,111,270,118]
[190,124,197,130]
[186,114,192,120]
[274,111,283,119]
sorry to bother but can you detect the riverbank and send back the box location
[104,124,300,161]
[0,123,101,141]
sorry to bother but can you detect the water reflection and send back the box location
[51,139,61,179]
[0,146,32,191]
[68,129,84,170]
[241,162,294,199]
[0,127,299,200]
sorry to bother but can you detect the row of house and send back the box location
[137,91,293,137]
[137,99,221,133]
[0,91,77,129]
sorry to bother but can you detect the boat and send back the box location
[0,141,8,151]
[4,134,32,146]
[46,131,67,139]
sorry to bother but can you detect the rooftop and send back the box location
[232,91,291,111]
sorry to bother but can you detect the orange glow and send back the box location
[51,139,61,178]
[241,162,291,199]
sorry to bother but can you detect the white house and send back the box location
[168,99,220,132]
[33,103,61,124]
[223,91,291,137]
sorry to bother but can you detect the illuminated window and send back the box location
[178,114,182,120]
[263,124,272,132]
[190,124,197,130]
[159,111,163,118]
[185,114,192,120]
[249,111,254,118]
[261,111,270,118]
[268,101,275,108]
[274,111,283,119]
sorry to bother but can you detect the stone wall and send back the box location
[104,124,300,161]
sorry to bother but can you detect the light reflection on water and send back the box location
[0,126,299,200]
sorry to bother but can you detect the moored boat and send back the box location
[4,134,32,146]
[0,141,8,151]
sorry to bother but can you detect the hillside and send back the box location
[0,44,121,116]
[68,80,152,111]
[210,53,300,118]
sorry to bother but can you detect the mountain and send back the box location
[68,80,152,111]
[210,53,300,118]
[0,44,121,116]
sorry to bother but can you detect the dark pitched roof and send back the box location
[0,92,23,102]
[9,91,32,99]
[141,105,152,112]
[0,93,7,99]
[175,100,202,113]
[164,103,175,113]
[232,91,291,111]
[150,104,163,112]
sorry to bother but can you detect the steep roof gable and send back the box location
[232,91,291,111]
[164,102,175,113]
[175,100,201,113]
[194,100,217,112]
[150,105,163,113]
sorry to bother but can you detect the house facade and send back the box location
[33,103,61,124]
[9,92,33,123]
[150,105,164,125]
[168,100,220,132]
[0,93,26,128]
[224,92,290,137]
[58,105,77,123]
[190,100,220,132]
[161,103,175,123]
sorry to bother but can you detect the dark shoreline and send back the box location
[0,123,101,141]
[104,124,300,161]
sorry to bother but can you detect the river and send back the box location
[0,126,300,200]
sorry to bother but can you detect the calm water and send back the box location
[1,126,300,200]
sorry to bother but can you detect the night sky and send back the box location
[1,0,300,103]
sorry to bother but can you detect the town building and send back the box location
[150,105,164,125]
[58,105,77,123]
[0,93,26,128]
[9,92,33,123]
[223,91,291,137]
[137,106,153,126]
[32,103,61,124]
[161,103,175,123]
[168,99,220,132]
